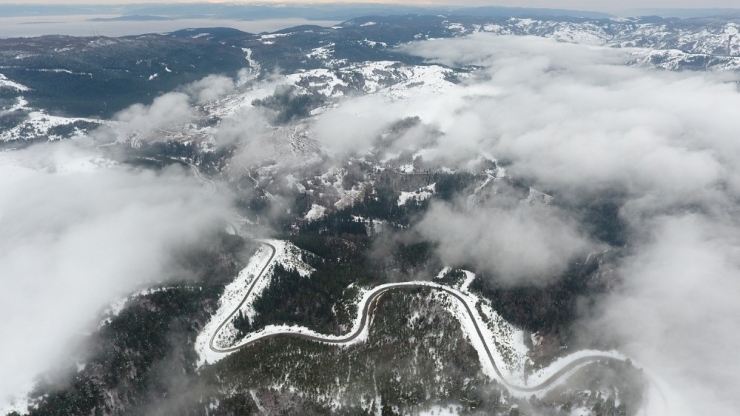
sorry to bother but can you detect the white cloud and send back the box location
[91,74,237,144]
[0,142,229,406]
[417,200,594,285]
[92,92,193,143]
[182,74,236,103]
[590,214,740,415]
[312,94,402,156]
[369,34,740,414]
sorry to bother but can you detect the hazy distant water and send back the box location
[0,15,342,38]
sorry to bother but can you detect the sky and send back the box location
[0,0,739,14]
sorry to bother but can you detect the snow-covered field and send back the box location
[0,73,29,91]
[397,183,435,206]
[0,96,103,142]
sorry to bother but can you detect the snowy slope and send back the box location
[196,240,314,366]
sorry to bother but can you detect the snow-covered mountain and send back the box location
[4,14,740,145]
[7,11,736,416]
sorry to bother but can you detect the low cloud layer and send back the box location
[403,34,740,415]
[418,200,593,285]
[307,34,740,414]
[0,142,230,406]
[181,74,236,104]
[591,214,740,415]
[92,92,193,144]
[92,74,238,144]
[313,94,403,156]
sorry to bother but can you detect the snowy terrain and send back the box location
[0,97,103,142]
[196,240,632,401]
[0,16,721,414]
[398,183,435,206]
[0,73,29,92]
[195,240,315,366]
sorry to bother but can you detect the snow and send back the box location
[0,384,32,416]
[629,48,740,71]
[4,96,27,112]
[236,50,261,87]
[634,368,692,416]
[360,22,377,27]
[353,215,386,236]
[459,270,475,293]
[435,267,451,279]
[315,167,365,209]
[242,48,255,67]
[437,17,740,72]
[0,73,29,91]
[0,20,724,410]
[570,407,591,416]
[195,240,314,367]
[148,73,158,81]
[334,183,364,209]
[0,104,104,142]
[522,188,554,207]
[398,183,435,206]
[442,287,531,389]
[445,23,466,32]
[482,24,507,33]
[362,39,387,48]
[305,204,327,221]
[346,62,457,99]
[189,233,668,406]
[420,405,460,416]
[98,286,178,328]
[285,68,347,97]
[195,243,274,366]
[524,349,628,390]
[249,390,267,413]
[399,163,414,173]
[24,68,92,77]
[285,173,305,192]
[260,33,291,40]
[307,43,335,60]
[197,248,629,399]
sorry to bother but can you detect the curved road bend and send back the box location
[209,242,625,394]
[208,243,277,353]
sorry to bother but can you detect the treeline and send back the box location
[252,254,374,334]
[252,85,324,124]
[122,141,235,175]
[205,290,511,415]
[469,254,611,348]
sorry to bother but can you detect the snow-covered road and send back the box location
[201,241,634,398]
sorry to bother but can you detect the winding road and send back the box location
[187,162,667,413]
[176,113,669,412]
[208,241,627,396]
